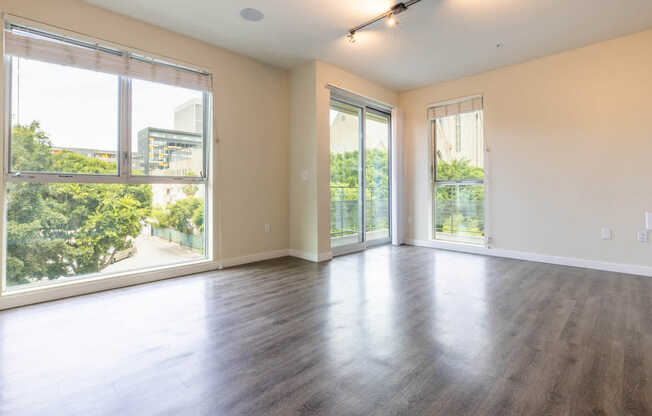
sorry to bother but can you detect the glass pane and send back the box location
[434,184,484,243]
[330,101,362,248]
[131,79,205,177]
[365,111,390,242]
[434,111,484,181]
[5,181,206,289]
[10,58,119,174]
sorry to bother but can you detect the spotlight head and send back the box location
[387,14,398,27]
[347,32,356,43]
[391,2,408,14]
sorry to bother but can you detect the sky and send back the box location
[12,58,201,151]
[329,108,389,154]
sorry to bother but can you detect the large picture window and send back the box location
[3,24,212,291]
[429,97,485,244]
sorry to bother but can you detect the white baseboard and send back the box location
[288,249,333,263]
[220,249,290,268]
[222,248,334,267]
[318,251,334,262]
[405,239,652,277]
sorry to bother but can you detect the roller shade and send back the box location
[4,29,212,92]
[427,96,483,120]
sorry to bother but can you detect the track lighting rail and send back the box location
[347,0,423,41]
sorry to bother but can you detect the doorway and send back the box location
[329,99,391,255]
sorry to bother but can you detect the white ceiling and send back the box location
[84,0,652,91]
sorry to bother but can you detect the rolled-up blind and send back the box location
[427,96,483,120]
[4,29,212,92]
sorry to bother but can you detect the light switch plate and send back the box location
[646,212,652,231]
[601,228,612,240]
[638,231,649,243]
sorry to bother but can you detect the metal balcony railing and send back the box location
[330,185,389,239]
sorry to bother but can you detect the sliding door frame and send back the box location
[330,97,392,256]
[364,106,392,249]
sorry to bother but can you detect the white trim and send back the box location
[220,249,290,268]
[289,249,333,263]
[317,251,333,262]
[405,239,652,277]
[0,259,220,310]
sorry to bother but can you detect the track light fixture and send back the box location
[347,0,422,43]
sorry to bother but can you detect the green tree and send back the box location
[153,197,203,235]
[434,157,484,237]
[11,121,53,172]
[182,184,199,197]
[6,123,152,286]
[435,156,484,182]
[329,149,390,234]
[192,200,205,232]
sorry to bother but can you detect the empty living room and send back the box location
[1,0,652,414]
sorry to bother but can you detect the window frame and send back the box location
[1,24,214,295]
[4,60,210,185]
[429,96,487,245]
[328,96,393,255]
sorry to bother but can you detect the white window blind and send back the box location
[4,29,212,92]
[427,96,483,120]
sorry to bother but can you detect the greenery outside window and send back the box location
[3,23,212,291]
[430,97,485,244]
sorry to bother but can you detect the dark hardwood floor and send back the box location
[1,245,651,415]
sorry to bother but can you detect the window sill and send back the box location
[0,258,219,310]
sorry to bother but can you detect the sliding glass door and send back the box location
[330,99,391,253]
[431,97,485,244]
[364,109,391,244]
[330,101,363,249]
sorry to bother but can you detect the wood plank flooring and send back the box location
[1,245,652,415]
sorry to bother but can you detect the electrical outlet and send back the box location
[601,228,612,240]
[265,224,271,233]
[637,231,648,243]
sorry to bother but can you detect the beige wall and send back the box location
[289,60,398,259]
[399,29,652,267]
[0,0,290,263]
[289,62,318,256]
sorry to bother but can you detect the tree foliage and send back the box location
[434,156,484,237]
[330,148,389,202]
[153,197,204,234]
[6,123,152,286]
[435,157,484,182]
[330,149,390,234]
[329,149,485,238]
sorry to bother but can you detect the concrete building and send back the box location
[51,146,117,164]
[174,97,203,134]
[136,127,203,175]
